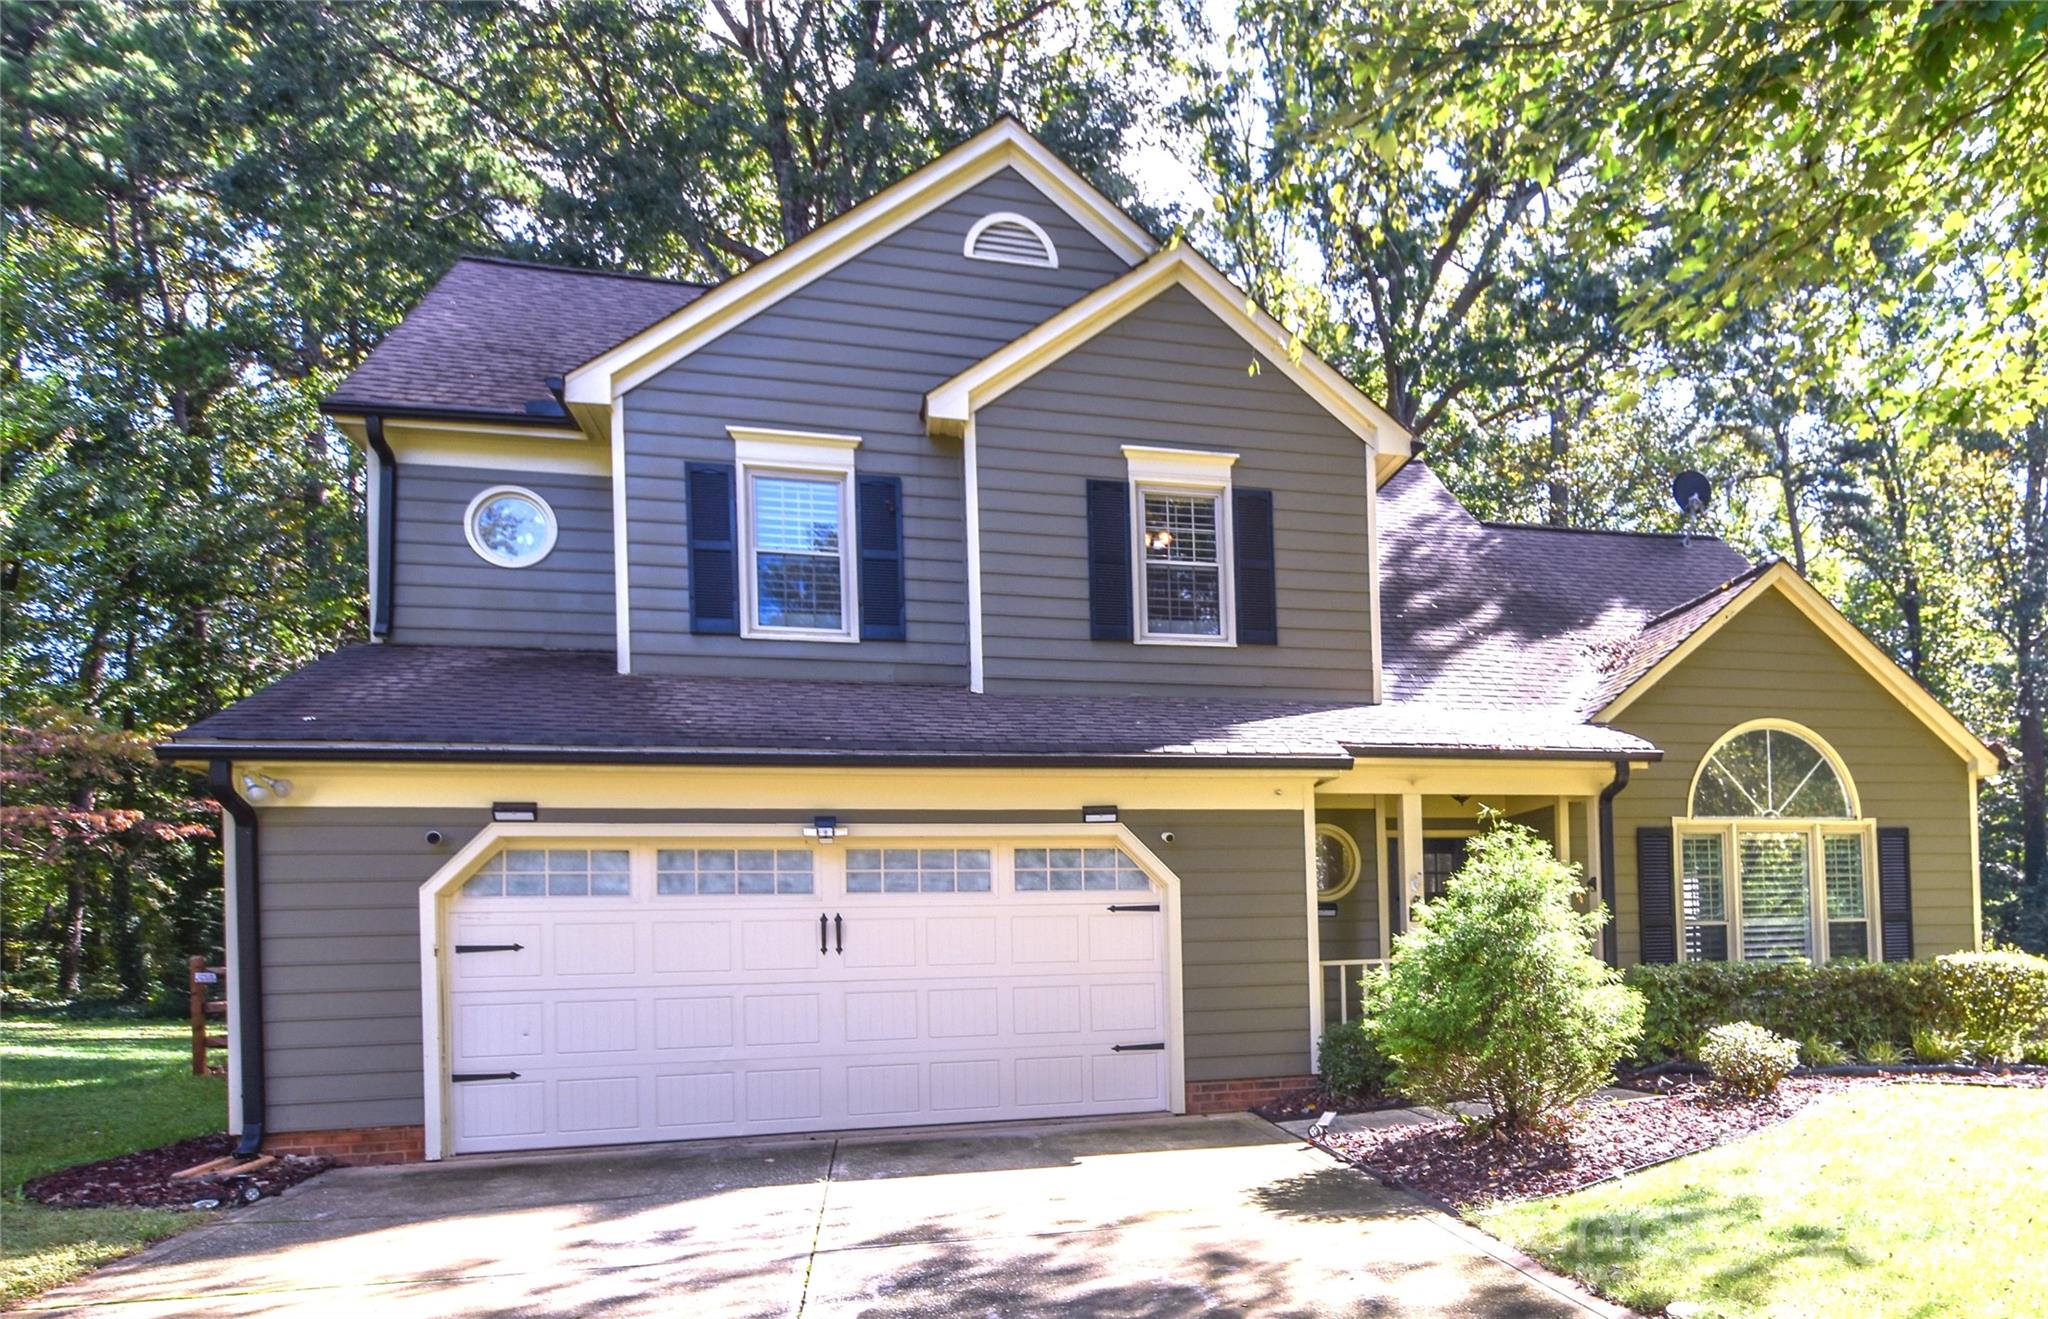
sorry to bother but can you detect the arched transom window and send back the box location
[1678,722,1875,966]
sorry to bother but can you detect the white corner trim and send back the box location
[964,211,1059,268]
[1122,444,1239,486]
[964,417,986,694]
[1366,462,1384,703]
[563,121,1151,408]
[611,404,632,674]
[1302,784,1323,1071]
[728,426,863,472]
[924,245,1412,454]
[462,485,558,569]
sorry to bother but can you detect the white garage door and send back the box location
[442,839,1171,1154]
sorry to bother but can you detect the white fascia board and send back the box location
[924,246,1412,457]
[562,120,1152,409]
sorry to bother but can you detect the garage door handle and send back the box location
[453,942,525,953]
[1111,1042,1165,1052]
[452,1071,521,1082]
[1106,904,1160,913]
[820,914,829,955]
[834,913,844,954]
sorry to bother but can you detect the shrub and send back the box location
[1317,1019,1393,1098]
[1369,823,1644,1134]
[1858,1037,1905,1065]
[1623,960,1944,1062]
[1935,951,2048,1064]
[1700,1022,1800,1098]
[1912,1027,1967,1063]
[2024,1039,2048,1066]
[1800,1037,1848,1067]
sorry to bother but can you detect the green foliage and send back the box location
[1935,950,2048,1063]
[1799,1038,1849,1068]
[1369,823,1644,1133]
[1857,1037,1905,1065]
[2022,1039,2048,1066]
[1316,1017,1393,1100]
[1623,960,1946,1062]
[1700,1022,1801,1098]
[1911,1027,1967,1064]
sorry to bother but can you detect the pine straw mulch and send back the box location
[22,1134,335,1211]
[1320,1070,2048,1210]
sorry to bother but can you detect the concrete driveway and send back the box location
[27,1114,1620,1317]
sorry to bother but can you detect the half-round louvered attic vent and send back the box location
[964,212,1059,268]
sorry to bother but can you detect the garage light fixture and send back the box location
[240,772,292,802]
[804,815,844,843]
[1081,804,1118,824]
[492,801,539,822]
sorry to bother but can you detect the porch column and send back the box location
[1554,795,1572,865]
[1581,794,1606,950]
[1398,791,1425,912]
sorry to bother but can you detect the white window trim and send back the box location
[1687,717,1862,818]
[1672,819,1881,964]
[729,427,862,644]
[463,485,558,568]
[1123,445,1238,647]
[963,211,1059,268]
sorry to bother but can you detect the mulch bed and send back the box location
[1322,1071,2048,1210]
[1253,1083,1411,1122]
[23,1134,335,1211]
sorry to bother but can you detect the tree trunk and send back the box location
[59,880,87,999]
[2015,429,2048,946]
[1547,402,1570,526]
[1774,425,1808,573]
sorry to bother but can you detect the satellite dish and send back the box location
[1671,470,1712,517]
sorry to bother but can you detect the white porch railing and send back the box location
[1319,958,1388,1026]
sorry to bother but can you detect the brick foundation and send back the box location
[264,1124,425,1165]
[1184,1075,1315,1115]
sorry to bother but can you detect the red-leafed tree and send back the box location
[1,710,213,1001]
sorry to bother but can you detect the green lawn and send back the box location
[1,1018,226,1306]
[1481,1084,2048,1319]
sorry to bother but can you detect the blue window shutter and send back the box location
[1233,487,1277,645]
[857,475,905,641]
[1878,827,1914,961]
[1637,828,1677,964]
[686,462,739,634]
[1086,479,1132,641]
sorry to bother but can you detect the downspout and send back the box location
[365,415,395,640]
[209,760,266,1156]
[1596,759,1630,967]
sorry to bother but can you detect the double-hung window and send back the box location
[1124,445,1237,645]
[1674,721,1877,964]
[731,427,861,642]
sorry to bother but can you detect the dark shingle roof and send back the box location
[1377,464,1754,720]
[324,256,707,422]
[160,644,1659,767]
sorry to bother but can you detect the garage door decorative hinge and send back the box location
[1110,1042,1166,1052]
[1105,903,1160,913]
[453,943,525,953]
[451,1071,521,1082]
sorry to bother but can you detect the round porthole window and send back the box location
[1315,824,1361,902]
[464,486,557,568]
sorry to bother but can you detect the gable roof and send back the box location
[923,245,1412,469]
[1376,463,1755,721]
[559,118,1154,425]
[1594,559,1999,774]
[323,256,707,424]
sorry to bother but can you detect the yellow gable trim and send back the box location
[560,120,1152,413]
[1597,562,1997,775]
[922,246,1413,474]
[331,415,606,477]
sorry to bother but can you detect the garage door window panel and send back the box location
[846,848,993,894]
[656,848,813,896]
[463,848,631,898]
[1014,847,1150,892]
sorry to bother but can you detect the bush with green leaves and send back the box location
[1800,1037,1849,1067]
[1700,1021,1801,1098]
[1934,950,2048,1063]
[1912,1027,1967,1063]
[1623,960,1945,1061]
[1317,1019,1394,1099]
[1368,823,1644,1134]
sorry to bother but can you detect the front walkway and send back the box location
[26,1114,1623,1317]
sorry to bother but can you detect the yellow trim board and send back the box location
[562,119,1153,411]
[1598,562,1998,775]
[331,416,605,477]
[923,246,1413,475]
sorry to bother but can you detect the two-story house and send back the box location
[161,120,1998,1163]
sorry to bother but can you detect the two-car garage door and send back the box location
[441,838,1171,1155]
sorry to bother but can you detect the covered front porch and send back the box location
[1310,757,1638,1033]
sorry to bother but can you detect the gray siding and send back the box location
[255,802,1309,1134]
[976,285,1377,698]
[622,167,1129,682]
[391,464,614,650]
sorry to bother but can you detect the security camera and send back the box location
[424,829,445,846]
[1158,830,1176,845]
